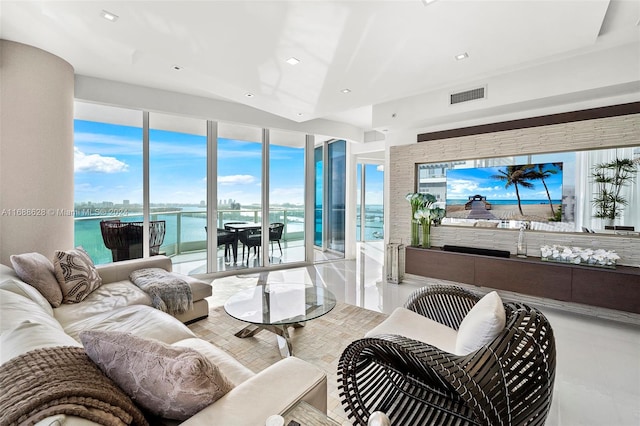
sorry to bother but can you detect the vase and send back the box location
[421,222,431,249]
[411,220,420,247]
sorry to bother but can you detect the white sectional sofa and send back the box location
[0,257,327,425]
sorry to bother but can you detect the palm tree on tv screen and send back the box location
[533,163,562,217]
[491,165,536,216]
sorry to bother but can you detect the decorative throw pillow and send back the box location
[53,248,102,303]
[455,291,506,355]
[10,252,63,307]
[80,330,234,421]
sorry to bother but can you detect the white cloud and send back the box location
[74,147,128,173]
[218,174,256,185]
[447,179,479,195]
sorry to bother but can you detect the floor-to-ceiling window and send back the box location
[149,113,208,274]
[73,102,143,265]
[269,130,306,264]
[217,123,263,268]
[73,102,351,273]
[356,163,384,241]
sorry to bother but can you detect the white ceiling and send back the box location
[1,0,639,133]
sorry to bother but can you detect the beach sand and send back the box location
[446,203,558,222]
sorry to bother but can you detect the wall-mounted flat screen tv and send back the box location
[445,163,563,222]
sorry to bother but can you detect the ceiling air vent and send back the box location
[450,87,486,105]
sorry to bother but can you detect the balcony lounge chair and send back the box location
[100,220,166,262]
[338,284,556,426]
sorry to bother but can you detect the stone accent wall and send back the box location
[389,113,640,267]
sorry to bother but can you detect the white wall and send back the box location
[0,40,75,265]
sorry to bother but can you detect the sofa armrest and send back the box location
[96,256,172,284]
[181,357,327,426]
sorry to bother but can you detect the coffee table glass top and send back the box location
[224,283,337,326]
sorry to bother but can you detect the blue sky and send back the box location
[446,163,563,202]
[74,120,306,206]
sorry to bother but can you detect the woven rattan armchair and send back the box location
[100,220,166,262]
[338,285,556,426]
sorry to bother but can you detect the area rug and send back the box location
[188,302,388,424]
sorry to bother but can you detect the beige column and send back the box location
[0,40,75,265]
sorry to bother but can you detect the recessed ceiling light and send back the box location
[171,65,183,71]
[421,0,438,5]
[100,10,119,22]
[286,57,300,66]
[341,88,351,94]
[297,113,304,116]
[245,93,254,98]
[455,52,469,61]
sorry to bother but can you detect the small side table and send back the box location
[282,401,342,426]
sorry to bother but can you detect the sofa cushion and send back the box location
[181,276,213,301]
[0,278,55,317]
[455,291,506,355]
[173,338,254,387]
[365,307,458,353]
[53,280,152,326]
[80,330,234,421]
[10,253,63,307]
[53,248,102,303]
[0,289,62,334]
[0,320,82,365]
[96,255,172,284]
[59,304,196,344]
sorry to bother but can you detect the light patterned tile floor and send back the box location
[194,241,640,426]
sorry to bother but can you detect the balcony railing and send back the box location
[74,208,304,265]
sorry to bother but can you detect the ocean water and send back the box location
[75,208,381,265]
[446,199,561,206]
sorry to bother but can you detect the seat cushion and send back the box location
[0,288,62,334]
[365,307,457,353]
[1,320,82,365]
[53,281,152,327]
[455,291,506,355]
[59,304,196,344]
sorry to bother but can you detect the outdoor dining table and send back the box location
[224,222,262,264]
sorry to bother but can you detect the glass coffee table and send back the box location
[224,283,336,357]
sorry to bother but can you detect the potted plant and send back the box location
[406,192,436,247]
[591,158,637,225]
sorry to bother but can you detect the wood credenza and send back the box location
[405,246,640,314]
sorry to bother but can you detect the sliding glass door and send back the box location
[314,139,346,260]
[356,163,384,241]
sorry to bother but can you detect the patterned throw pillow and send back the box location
[80,330,234,421]
[10,252,63,307]
[53,248,102,303]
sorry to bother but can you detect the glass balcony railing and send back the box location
[75,208,304,265]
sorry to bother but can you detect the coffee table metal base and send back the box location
[234,322,305,357]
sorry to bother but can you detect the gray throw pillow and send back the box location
[80,330,234,420]
[53,247,102,303]
[10,252,63,307]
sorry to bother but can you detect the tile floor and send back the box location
[203,241,640,426]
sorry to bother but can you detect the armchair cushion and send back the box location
[365,307,457,353]
[455,291,505,355]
